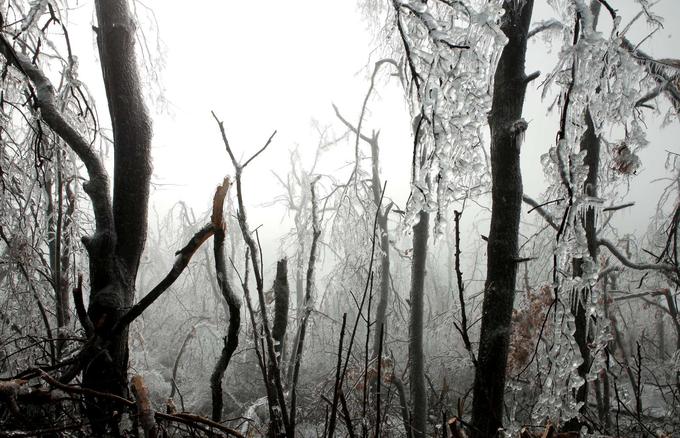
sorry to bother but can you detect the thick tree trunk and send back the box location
[83,0,152,433]
[471,1,534,436]
[0,2,149,432]
[409,209,429,438]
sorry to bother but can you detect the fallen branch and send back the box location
[38,372,244,437]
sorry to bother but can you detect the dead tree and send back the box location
[210,181,242,422]
[272,258,290,359]
[288,182,321,435]
[333,101,393,359]
[212,112,292,436]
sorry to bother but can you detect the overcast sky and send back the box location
[65,0,680,266]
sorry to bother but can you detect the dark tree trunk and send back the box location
[270,259,289,425]
[409,209,429,438]
[210,214,241,422]
[565,108,599,432]
[0,1,150,433]
[565,3,602,429]
[83,0,152,433]
[272,259,290,358]
[471,1,534,436]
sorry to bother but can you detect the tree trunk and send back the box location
[289,184,321,435]
[0,1,150,433]
[565,108,599,432]
[210,187,241,422]
[272,259,290,358]
[471,1,534,436]
[409,209,429,438]
[369,136,391,359]
[83,0,152,433]
[46,162,74,359]
[565,3,602,428]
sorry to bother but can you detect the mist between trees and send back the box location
[1,0,679,437]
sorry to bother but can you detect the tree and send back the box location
[0,2,246,434]
[2,0,151,429]
[3,0,679,436]
[471,1,534,436]
[505,0,680,433]
[383,1,508,435]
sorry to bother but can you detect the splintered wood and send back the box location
[131,375,158,438]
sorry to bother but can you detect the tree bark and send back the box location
[83,0,152,432]
[471,1,534,436]
[409,209,429,438]
[370,136,392,359]
[95,0,152,283]
[272,259,290,358]
[210,180,241,422]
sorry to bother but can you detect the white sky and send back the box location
[64,0,680,266]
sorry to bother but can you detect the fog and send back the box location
[1,0,679,436]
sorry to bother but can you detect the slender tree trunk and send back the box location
[46,164,72,359]
[566,2,602,428]
[369,137,391,359]
[210,190,241,422]
[409,209,429,438]
[565,108,599,432]
[272,259,290,359]
[471,1,534,436]
[289,184,321,434]
[271,258,290,430]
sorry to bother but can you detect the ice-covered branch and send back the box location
[528,19,562,39]
[0,34,113,234]
[523,195,560,231]
[598,238,676,273]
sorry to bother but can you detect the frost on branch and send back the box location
[366,0,508,234]
[530,0,657,427]
[531,303,585,426]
